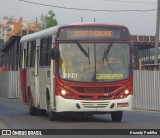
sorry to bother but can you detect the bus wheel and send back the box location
[28,96,37,116]
[48,111,58,121]
[111,111,123,122]
[38,109,46,116]
[46,89,50,111]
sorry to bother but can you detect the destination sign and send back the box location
[58,26,129,40]
[73,30,113,37]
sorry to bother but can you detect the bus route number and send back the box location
[63,73,78,79]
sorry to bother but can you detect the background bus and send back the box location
[19,23,133,122]
[0,36,21,98]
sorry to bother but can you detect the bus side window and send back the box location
[23,49,26,68]
[40,39,44,66]
[46,37,52,66]
[30,41,36,67]
[19,44,23,68]
[40,37,52,67]
[26,42,30,67]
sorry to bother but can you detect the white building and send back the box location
[0,17,16,42]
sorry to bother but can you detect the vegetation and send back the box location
[39,10,58,30]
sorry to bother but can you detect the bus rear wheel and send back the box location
[28,96,37,116]
[49,111,59,121]
[111,111,123,122]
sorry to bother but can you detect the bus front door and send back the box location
[35,46,40,107]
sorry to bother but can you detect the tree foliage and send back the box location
[39,10,58,30]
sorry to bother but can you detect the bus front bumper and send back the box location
[55,95,133,113]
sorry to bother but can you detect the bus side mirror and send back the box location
[51,47,59,60]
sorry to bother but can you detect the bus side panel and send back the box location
[20,69,27,103]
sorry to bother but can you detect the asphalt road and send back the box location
[0,97,160,138]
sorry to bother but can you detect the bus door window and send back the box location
[59,48,65,75]
[59,44,74,77]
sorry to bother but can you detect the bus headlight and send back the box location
[61,89,67,95]
[124,90,129,95]
[116,89,131,99]
[60,89,75,99]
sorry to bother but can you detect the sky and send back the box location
[0,0,158,35]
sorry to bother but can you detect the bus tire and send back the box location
[46,89,50,111]
[28,94,37,116]
[111,111,123,122]
[48,111,58,121]
[38,109,46,116]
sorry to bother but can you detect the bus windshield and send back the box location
[58,42,130,83]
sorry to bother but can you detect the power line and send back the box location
[19,0,156,12]
[104,0,156,5]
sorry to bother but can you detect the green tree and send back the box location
[39,10,58,30]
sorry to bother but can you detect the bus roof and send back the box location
[20,23,128,43]
[20,25,60,43]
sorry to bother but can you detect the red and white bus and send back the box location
[19,23,133,122]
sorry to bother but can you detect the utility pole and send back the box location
[154,0,160,66]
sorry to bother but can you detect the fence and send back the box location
[133,70,160,111]
[0,71,20,98]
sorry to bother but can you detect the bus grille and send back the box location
[81,101,110,108]
[72,86,119,93]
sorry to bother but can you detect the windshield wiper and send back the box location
[74,41,89,57]
[102,42,114,74]
[74,40,90,65]
[102,42,113,64]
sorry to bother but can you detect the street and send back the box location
[0,97,160,138]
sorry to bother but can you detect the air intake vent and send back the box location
[72,86,119,93]
[81,101,110,108]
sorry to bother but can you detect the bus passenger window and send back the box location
[40,39,45,66]
[30,41,36,67]
[19,44,23,68]
[26,42,30,67]
[46,37,52,66]
[40,37,52,67]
